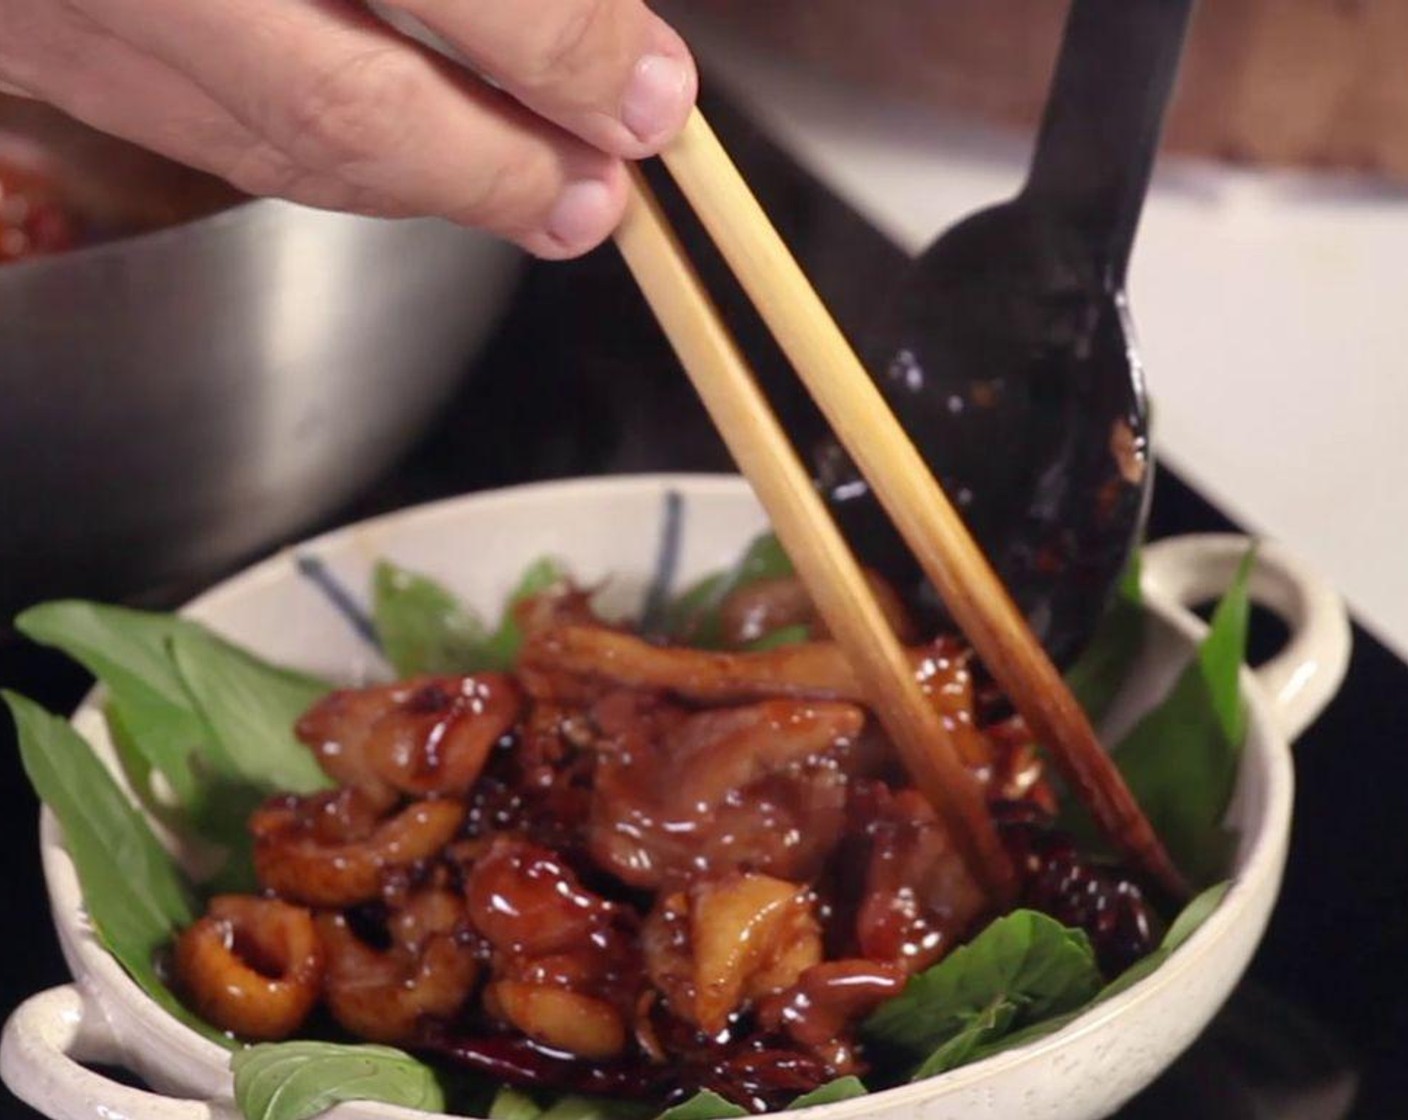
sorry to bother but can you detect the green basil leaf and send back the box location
[865,910,1101,1057]
[1090,880,1232,1001]
[3,692,229,1047]
[1064,556,1145,726]
[658,573,727,642]
[15,600,333,878]
[165,630,332,890]
[962,880,1234,1069]
[104,702,160,816]
[484,557,570,668]
[232,1042,444,1120]
[963,1008,1078,1066]
[16,602,213,809]
[372,560,491,676]
[664,533,793,648]
[539,1097,653,1120]
[372,558,567,674]
[721,533,792,586]
[742,624,813,652]
[912,998,1019,1079]
[1197,553,1253,748]
[167,630,331,797]
[1164,879,1231,953]
[490,1088,545,1120]
[1095,950,1168,1005]
[654,1091,749,1120]
[1103,550,1253,884]
[1056,548,1253,885]
[786,1077,868,1109]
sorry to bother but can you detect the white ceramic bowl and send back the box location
[0,475,1352,1120]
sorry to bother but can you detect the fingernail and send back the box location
[546,178,616,252]
[621,54,693,146]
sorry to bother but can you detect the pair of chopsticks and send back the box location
[613,109,1186,903]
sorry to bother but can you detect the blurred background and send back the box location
[666,0,1408,667]
[691,0,1408,178]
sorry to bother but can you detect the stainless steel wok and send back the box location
[0,99,523,621]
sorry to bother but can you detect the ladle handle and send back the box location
[1021,0,1195,285]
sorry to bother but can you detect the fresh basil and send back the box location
[371,557,566,675]
[653,1092,749,1120]
[541,1097,653,1120]
[487,1088,652,1120]
[1095,879,1233,1001]
[1163,879,1231,953]
[232,1042,445,1120]
[1055,547,1252,886]
[508,1076,875,1120]
[961,880,1233,1066]
[489,558,570,666]
[910,997,1019,1079]
[865,910,1102,1061]
[657,573,727,641]
[167,629,330,797]
[167,630,332,889]
[1064,556,1145,726]
[3,692,229,1047]
[16,602,214,811]
[1101,549,1253,885]
[786,1077,869,1109]
[373,560,492,677]
[14,601,333,880]
[663,533,794,648]
[742,623,813,652]
[491,1087,546,1120]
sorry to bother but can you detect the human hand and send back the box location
[0,0,697,257]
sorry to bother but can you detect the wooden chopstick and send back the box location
[614,166,1015,903]
[656,109,1188,900]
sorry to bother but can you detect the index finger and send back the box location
[79,0,628,255]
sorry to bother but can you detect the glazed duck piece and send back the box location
[587,693,867,888]
[520,624,994,768]
[295,673,521,808]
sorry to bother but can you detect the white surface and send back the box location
[670,10,1408,661]
[0,475,1350,1120]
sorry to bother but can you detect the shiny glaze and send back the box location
[589,695,863,888]
[170,586,1161,1111]
[296,674,520,807]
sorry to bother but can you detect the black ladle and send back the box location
[817,0,1196,667]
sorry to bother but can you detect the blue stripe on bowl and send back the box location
[639,489,684,637]
[294,553,383,653]
[296,486,688,657]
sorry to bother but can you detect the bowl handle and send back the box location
[1140,533,1352,741]
[1,985,222,1120]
